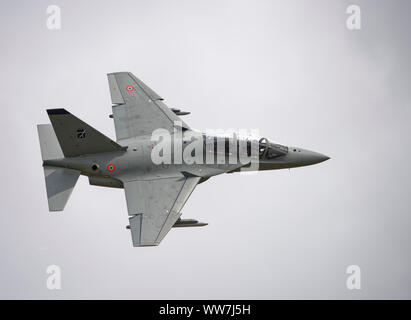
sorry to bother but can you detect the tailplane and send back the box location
[42,166,80,211]
[37,124,80,211]
[37,108,125,211]
[37,124,64,161]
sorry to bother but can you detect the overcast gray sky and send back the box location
[0,0,410,299]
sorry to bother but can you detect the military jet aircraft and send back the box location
[37,72,329,247]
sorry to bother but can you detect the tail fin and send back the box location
[37,124,80,211]
[46,108,125,157]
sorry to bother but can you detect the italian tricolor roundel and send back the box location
[107,163,116,172]
[125,85,134,92]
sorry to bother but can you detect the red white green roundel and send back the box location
[125,85,134,92]
[107,163,116,172]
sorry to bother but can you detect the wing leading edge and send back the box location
[122,176,201,247]
[107,72,190,141]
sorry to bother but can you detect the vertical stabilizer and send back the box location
[46,108,125,157]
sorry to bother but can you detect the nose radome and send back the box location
[306,151,330,165]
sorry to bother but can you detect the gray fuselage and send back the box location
[44,131,329,188]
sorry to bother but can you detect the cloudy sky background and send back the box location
[0,0,410,299]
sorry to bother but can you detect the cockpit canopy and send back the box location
[259,138,288,159]
[201,135,287,159]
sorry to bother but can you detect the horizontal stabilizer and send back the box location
[37,124,64,160]
[43,166,80,211]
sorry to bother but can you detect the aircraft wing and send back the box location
[121,176,201,247]
[107,72,190,141]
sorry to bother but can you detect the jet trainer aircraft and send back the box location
[37,72,329,247]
